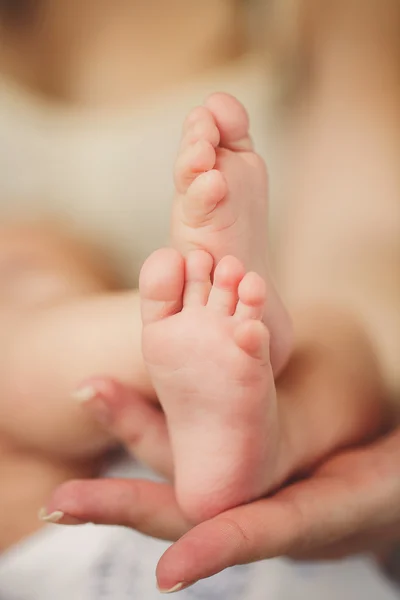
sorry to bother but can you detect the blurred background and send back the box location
[0,0,294,286]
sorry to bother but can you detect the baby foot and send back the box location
[140,247,280,523]
[171,92,292,376]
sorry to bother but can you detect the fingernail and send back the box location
[72,385,112,426]
[71,385,98,403]
[157,582,194,594]
[38,508,64,523]
[38,508,86,526]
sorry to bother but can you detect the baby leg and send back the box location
[0,223,153,460]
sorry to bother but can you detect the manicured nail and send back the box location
[38,508,86,525]
[157,582,193,594]
[71,385,97,403]
[72,384,112,426]
[38,508,65,523]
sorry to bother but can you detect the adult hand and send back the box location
[47,425,400,592]
[45,372,400,592]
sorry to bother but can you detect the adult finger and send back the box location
[74,378,173,478]
[43,478,190,542]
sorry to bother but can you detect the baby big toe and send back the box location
[139,248,185,324]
